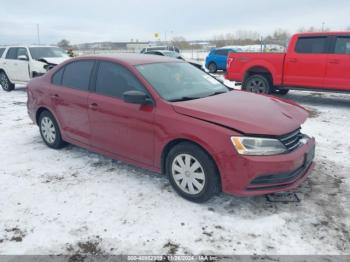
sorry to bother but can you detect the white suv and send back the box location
[0,46,70,91]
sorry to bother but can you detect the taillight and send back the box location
[227,57,235,69]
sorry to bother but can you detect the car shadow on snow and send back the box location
[281,91,350,109]
[13,86,27,92]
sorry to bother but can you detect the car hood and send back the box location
[38,57,69,65]
[172,91,308,136]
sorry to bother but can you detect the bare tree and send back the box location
[265,29,291,47]
[298,26,330,32]
[211,34,227,47]
[57,39,71,50]
[171,36,190,49]
[235,30,260,41]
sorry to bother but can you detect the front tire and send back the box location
[243,74,271,94]
[39,111,65,149]
[208,62,217,73]
[166,142,220,203]
[0,71,15,92]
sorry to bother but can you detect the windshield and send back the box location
[29,47,69,60]
[136,62,229,102]
[162,51,180,58]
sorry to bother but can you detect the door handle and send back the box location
[328,59,340,64]
[288,58,298,63]
[89,103,98,110]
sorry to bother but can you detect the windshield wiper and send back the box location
[168,96,202,102]
[207,91,228,97]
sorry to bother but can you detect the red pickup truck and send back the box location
[225,32,350,94]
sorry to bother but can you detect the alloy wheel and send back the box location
[246,78,267,93]
[0,72,10,91]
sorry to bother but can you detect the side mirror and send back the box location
[18,55,29,61]
[123,90,151,105]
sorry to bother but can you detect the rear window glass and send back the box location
[52,67,64,85]
[62,61,94,91]
[5,48,18,59]
[334,36,350,54]
[215,49,229,56]
[295,37,327,54]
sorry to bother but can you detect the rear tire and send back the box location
[243,74,271,94]
[208,62,217,73]
[39,110,65,149]
[166,142,220,203]
[0,71,15,92]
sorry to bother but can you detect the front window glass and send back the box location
[136,62,229,102]
[29,47,69,60]
[96,61,145,98]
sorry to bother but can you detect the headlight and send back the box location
[231,136,287,156]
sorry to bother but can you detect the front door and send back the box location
[88,61,155,166]
[214,49,229,70]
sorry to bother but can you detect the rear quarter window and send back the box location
[215,49,229,56]
[0,48,5,57]
[334,36,350,54]
[295,37,327,54]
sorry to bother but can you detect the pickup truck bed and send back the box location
[225,32,350,94]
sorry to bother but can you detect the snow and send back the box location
[0,85,349,255]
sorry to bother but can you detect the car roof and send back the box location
[295,31,350,37]
[1,45,60,48]
[213,47,234,50]
[76,53,181,66]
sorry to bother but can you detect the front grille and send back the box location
[279,129,302,152]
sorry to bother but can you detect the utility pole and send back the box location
[37,24,41,45]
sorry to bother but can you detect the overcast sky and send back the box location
[1,0,349,45]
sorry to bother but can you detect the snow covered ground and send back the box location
[0,85,349,256]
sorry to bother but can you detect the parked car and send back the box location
[27,54,315,203]
[225,32,350,94]
[144,50,203,70]
[141,46,180,53]
[0,45,69,91]
[205,48,237,73]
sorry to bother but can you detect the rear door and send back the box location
[50,60,95,145]
[283,36,329,88]
[88,61,155,166]
[324,35,350,90]
[214,49,230,70]
[3,47,30,82]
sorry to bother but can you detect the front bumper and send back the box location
[217,137,316,196]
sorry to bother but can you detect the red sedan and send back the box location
[27,54,315,202]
